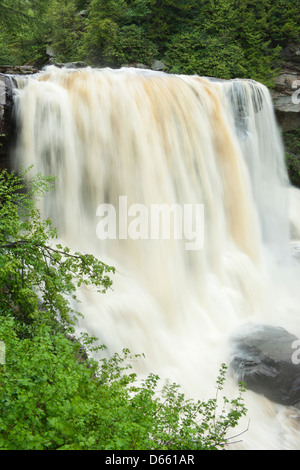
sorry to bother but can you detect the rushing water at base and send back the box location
[12,66,300,449]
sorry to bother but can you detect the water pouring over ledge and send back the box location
[11,66,300,449]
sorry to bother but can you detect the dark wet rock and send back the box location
[0,65,38,75]
[151,60,166,71]
[272,43,300,131]
[0,74,17,170]
[52,61,88,69]
[121,62,149,70]
[230,324,300,407]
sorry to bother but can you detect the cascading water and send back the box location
[12,66,300,449]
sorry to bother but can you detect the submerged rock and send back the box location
[230,324,300,407]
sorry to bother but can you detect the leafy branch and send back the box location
[0,239,114,293]
[0,168,115,329]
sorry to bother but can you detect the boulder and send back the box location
[230,324,300,407]
[52,61,88,69]
[151,60,166,71]
[121,62,149,70]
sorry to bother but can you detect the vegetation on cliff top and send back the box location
[0,0,299,86]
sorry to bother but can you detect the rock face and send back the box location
[0,65,38,75]
[0,73,16,170]
[230,324,300,407]
[272,43,300,131]
[52,61,88,69]
[0,66,39,169]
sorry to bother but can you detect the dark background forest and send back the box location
[0,0,299,87]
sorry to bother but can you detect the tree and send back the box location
[123,0,153,27]
[164,0,287,85]
[45,0,86,63]
[0,0,52,65]
[78,0,199,65]
[263,0,300,46]
[145,0,198,52]
[0,167,115,330]
[114,25,158,66]
[79,0,157,66]
[79,17,119,65]
[229,0,281,85]
[1,0,298,85]
[165,28,246,79]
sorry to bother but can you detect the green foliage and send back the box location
[45,0,86,63]
[0,320,247,450]
[165,29,246,79]
[0,0,299,86]
[0,168,247,449]
[0,0,51,65]
[114,25,158,66]
[143,0,198,52]
[79,0,157,66]
[226,0,282,86]
[79,16,119,66]
[268,0,300,45]
[164,0,284,86]
[0,167,115,330]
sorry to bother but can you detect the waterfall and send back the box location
[12,66,300,450]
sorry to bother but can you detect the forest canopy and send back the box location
[0,0,299,86]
